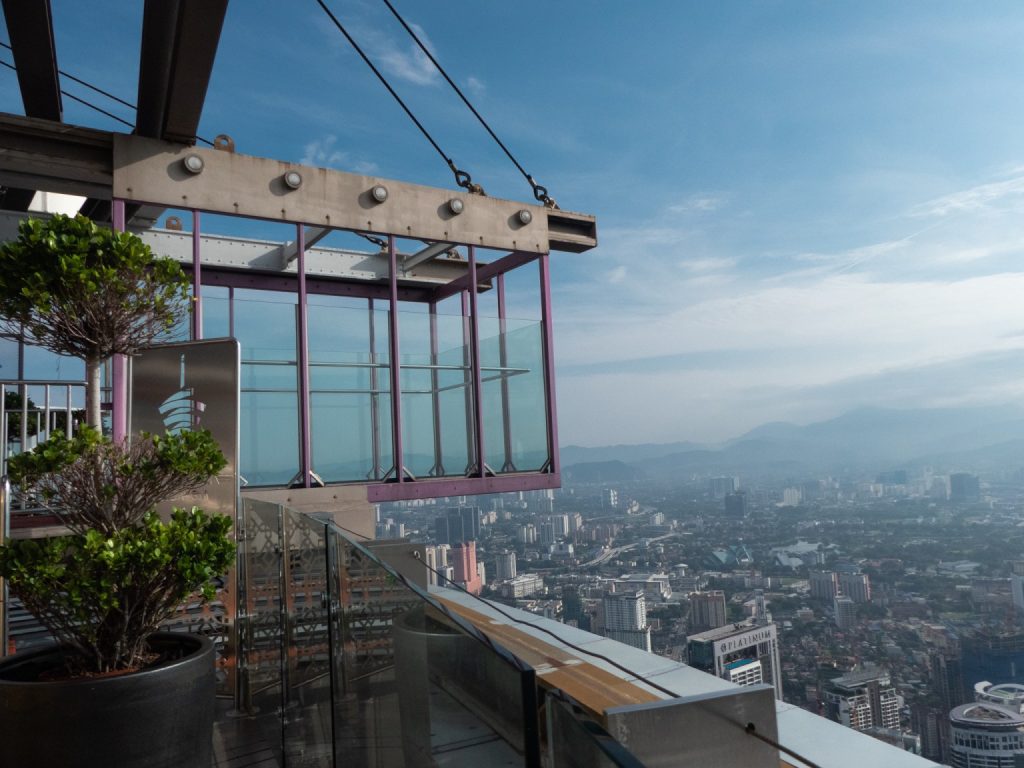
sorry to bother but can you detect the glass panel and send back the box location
[475,316,548,474]
[235,290,298,487]
[398,308,434,478]
[308,298,391,482]
[435,310,473,476]
[235,498,287,763]
[505,320,549,472]
[550,697,648,768]
[22,345,84,382]
[329,532,535,766]
[282,509,333,767]
[201,285,231,339]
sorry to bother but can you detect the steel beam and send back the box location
[2,0,61,121]
[0,113,112,198]
[366,471,561,502]
[402,240,455,271]
[431,250,539,303]
[136,0,229,143]
[113,134,596,253]
[279,226,331,268]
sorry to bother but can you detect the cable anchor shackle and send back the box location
[531,180,558,209]
[450,162,486,196]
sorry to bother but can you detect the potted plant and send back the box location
[0,215,235,767]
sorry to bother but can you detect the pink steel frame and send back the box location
[109,199,561,500]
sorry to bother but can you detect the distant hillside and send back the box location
[561,460,646,484]
[560,441,707,466]
[562,405,1024,479]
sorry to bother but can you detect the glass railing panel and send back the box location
[549,696,648,768]
[436,329,473,476]
[220,505,651,767]
[281,509,333,767]
[504,320,549,472]
[328,530,539,766]
[232,497,288,764]
[476,318,548,474]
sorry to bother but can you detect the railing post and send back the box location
[192,210,203,341]
[497,274,515,472]
[429,301,444,476]
[0,476,9,658]
[467,246,485,477]
[538,254,559,475]
[367,298,382,480]
[387,236,404,483]
[296,224,312,488]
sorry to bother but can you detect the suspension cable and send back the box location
[0,42,214,146]
[313,0,483,195]
[379,0,558,209]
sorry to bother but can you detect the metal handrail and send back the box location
[1,475,9,658]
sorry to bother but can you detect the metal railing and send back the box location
[213,497,649,767]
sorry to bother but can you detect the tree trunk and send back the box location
[86,356,102,429]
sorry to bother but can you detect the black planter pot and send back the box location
[0,632,216,768]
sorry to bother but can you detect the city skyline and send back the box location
[7,3,1024,447]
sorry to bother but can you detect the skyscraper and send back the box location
[824,667,900,731]
[687,621,783,699]
[839,572,872,604]
[452,541,482,595]
[834,596,857,630]
[603,591,651,652]
[724,491,747,518]
[950,473,981,504]
[495,550,517,581]
[810,570,840,601]
[689,590,728,633]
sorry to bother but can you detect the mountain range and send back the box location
[560,405,1024,480]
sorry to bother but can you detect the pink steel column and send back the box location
[429,300,443,476]
[467,246,485,477]
[539,254,559,474]
[497,274,514,472]
[296,225,312,488]
[387,236,404,483]
[191,210,203,340]
[111,200,128,443]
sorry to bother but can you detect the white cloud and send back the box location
[300,135,378,174]
[911,172,1024,218]
[465,76,486,95]
[374,23,439,86]
[668,193,725,214]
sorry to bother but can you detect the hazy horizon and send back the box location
[15,2,1024,447]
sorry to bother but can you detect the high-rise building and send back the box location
[603,591,651,652]
[724,491,747,518]
[452,540,482,595]
[949,701,1024,768]
[687,621,783,699]
[950,473,981,504]
[495,550,517,581]
[824,667,900,731]
[709,476,737,499]
[501,573,544,599]
[689,590,728,633]
[834,595,857,629]
[562,586,590,631]
[810,570,840,601]
[601,488,619,508]
[839,572,872,604]
[458,506,481,542]
[962,633,1024,692]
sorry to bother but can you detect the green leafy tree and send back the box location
[0,428,232,674]
[0,215,189,427]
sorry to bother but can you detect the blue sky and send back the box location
[6,1,1024,446]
